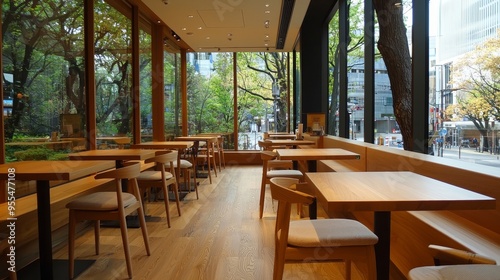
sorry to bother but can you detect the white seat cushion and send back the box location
[267,170,303,178]
[66,192,137,211]
[173,159,193,168]
[136,170,174,181]
[287,219,378,247]
[409,264,500,280]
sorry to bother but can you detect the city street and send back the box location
[435,145,500,168]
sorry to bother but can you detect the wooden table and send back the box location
[0,160,115,279]
[266,139,316,148]
[130,141,193,150]
[267,133,297,140]
[305,171,496,280]
[276,148,360,171]
[68,149,156,167]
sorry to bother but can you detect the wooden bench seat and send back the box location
[317,159,364,172]
[408,211,500,263]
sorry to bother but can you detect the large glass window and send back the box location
[164,51,181,140]
[3,1,86,162]
[236,52,291,150]
[186,52,235,148]
[328,0,367,139]
[139,20,153,142]
[94,0,132,148]
[429,0,499,166]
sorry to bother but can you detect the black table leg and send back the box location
[36,180,54,279]
[374,211,391,280]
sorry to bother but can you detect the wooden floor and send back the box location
[53,165,371,280]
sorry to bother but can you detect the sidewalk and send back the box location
[437,145,500,168]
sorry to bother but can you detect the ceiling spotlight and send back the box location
[171,31,181,41]
[264,20,270,28]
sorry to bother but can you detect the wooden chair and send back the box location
[409,244,497,280]
[66,163,150,279]
[260,151,303,219]
[270,177,378,280]
[136,150,182,227]
[196,139,217,184]
[173,149,199,200]
[212,135,225,171]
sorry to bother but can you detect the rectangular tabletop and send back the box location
[276,148,360,161]
[267,134,298,140]
[305,171,496,213]
[0,160,115,181]
[266,139,316,146]
[0,160,115,279]
[175,136,218,142]
[305,171,496,280]
[131,141,194,150]
[68,149,157,162]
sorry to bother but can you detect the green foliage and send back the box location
[451,30,500,132]
[12,148,69,161]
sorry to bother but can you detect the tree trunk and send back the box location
[374,0,413,150]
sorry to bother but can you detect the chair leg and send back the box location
[68,210,76,280]
[192,168,199,199]
[161,185,171,227]
[171,181,181,216]
[259,179,267,219]
[118,212,133,279]
[273,251,286,280]
[136,203,151,256]
[94,220,100,255]
[345,260,352,280]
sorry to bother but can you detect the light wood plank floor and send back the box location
[53,165,371,280]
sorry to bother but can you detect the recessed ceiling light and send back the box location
[206,36,210,40]
[265,4,270,8]
[264,20,270,28]
[182,27,187,31]
[188,15,194,18]
[265,10,270,14]
[227,33,233,37]
[198,27,203,30]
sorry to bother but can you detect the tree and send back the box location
[2,1,84,139]
[449,31,500,149]
[237,52,289,132]
[373,0,413,150]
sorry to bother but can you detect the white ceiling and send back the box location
[141,0,310,52]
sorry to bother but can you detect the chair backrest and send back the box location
[260,150,277,161]
[145,150,177,164]
[94,163,142,201]
[145,150,178,172]
[95,162,141,180]
[270,177,315,236]
[258,140,274,151]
